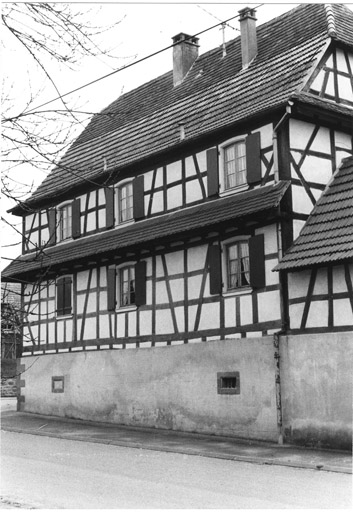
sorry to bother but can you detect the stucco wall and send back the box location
[18,337,279,442]
[280,332,353,450]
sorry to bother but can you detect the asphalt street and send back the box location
[1,430,352,509]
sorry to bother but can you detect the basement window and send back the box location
[217,372,240,395]
[52,376,64,393]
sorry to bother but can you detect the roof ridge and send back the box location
[324,3,337,38]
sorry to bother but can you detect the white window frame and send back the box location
[222,237,252,296]
[56,274,73,318]
[115,179,134,226]
[116,262,137,311]
[57,201,73,242]
[219,136,248,196]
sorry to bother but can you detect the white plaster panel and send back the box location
[253,124,273,148]
[306,301,328,328]
[77,295,85,315]
[198,302,219,331]
[41,227,49,246]
[144,258,152,278]
[292,184,315,215]
[167,185,182,210]
[334,299,353,326]
[38,323,46,344]
[144,195,150,215]
[151,191,164,215]
[326,73,335,96]
[293,219,305,240]
[57,320,64,343]
[86,212,96,232]
[300,155,332,185]
[47,299,55,318]
[240,294,253,325]
[128,311,136,337]
[255,224,277,255]
[97,188,105,206]
[48,283,55,299]
[289,303,305,329]
[334,131,352,150]
[332,265,347,293]
[188,274,203,300]
[48,321,55,343]
[338,75,353,102]
[155,255,163,278]
[139,310,152,336]
[290,119,315,150]
[144,170,154,191]
[165,251,184,275]
[174,306,185,332]
[224,297,236,328]
[25,214,34,232]
[336,49,348,72]
[77,271,89,292]
[156,281,169,304]
[86,293,97,314]
[288,269,311,299]
[186,179,203,204]
[188,245,207,272]
[185,155,196,178]
[41,210,48,225]
[30,230,39,248]
[99,290,107,312]
[310,126,330,153]
[155,309,174,334]
[310,71,324,93]
[41,301,47,316]
[195,150,207,172]
[66,319,73,342]
[98,209,105,229]
[188,305,197,330]
[336,151,352,167]
[99,267,107,288]
[166,160,182,184]
[169,279,185,302]
[83,317,96,341]
[88,192,96,210]
[313,267,328,295]
[146,281,152,305]
[117,313,126,338]
[99,314,110,339]
[265,259,279,286]
[154,167,163,188]
[258,291,281,323]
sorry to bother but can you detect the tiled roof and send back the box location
[14,3,353,211]
[275,157,353,271]
[3,181,289,280]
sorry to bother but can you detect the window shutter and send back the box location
[105,187,115,229]
[249,234,266,288]
[246,132,262,185]
[56,278,64,315]
[48,209,56,246]
[133,176,145,220]
[107,267,116,311]
[135,261,146,306]
[72,199,81,239]
[64,277,72,314]
[209,244,222,295]
[207,147,219,197]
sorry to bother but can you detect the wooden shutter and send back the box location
[105,187,115,229]
[48,209,56,246]
[209,244,222,295]
[133,176,145,220]
[207,147,219,197]
[107,267,116,311]
[135,261,146,306]
[64,277,72,314]
[56,277,72,315]
[246,132,262,185]
[56,278,64,315]
[249,234,265,288]
[72,199,81,239]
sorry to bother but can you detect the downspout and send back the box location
[272,101,293,445]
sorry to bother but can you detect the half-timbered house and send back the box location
[3,4,353,448]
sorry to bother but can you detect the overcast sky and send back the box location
[2,2,349,268]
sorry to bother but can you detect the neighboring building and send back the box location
[1,283,21,397]
[3,4,353,448]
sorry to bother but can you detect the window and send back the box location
[58,204,72,241]
[217,372,240,395]
[226,241,250,290]
[223,140,247,189]
[56,276,72,316]
[119,265,135,307]
[117,182,133,224]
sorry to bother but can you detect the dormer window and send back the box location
[116,181,133,224]
[224,141,247,189]
[58,203,72,241]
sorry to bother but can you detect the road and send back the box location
[1,431,352,509]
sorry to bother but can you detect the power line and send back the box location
[22,5,263,116]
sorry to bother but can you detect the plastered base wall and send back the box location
[280,332,353,450]
[18,337,279,442]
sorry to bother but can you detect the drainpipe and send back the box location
[272,101,293,182]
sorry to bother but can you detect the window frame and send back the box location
[57,201,73,242]
[116,262,137,311]
[222,237,252,296]
[56,275,73,317]
[219,136,249,196]
[115,179,134,226]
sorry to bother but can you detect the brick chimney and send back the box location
[172,33,199,86]
[238,7,257,69]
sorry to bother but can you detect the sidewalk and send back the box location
[1,403,352,475]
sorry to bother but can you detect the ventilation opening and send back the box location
[217,372,240,395]
[52,376,64,393]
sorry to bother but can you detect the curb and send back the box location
[2,425,351,475]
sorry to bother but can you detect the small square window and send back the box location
[52,376,64,393]
[217,372,240,395]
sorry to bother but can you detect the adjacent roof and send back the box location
[3,181,289,280]
[12,3,353,212]
[275,157,353,271]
